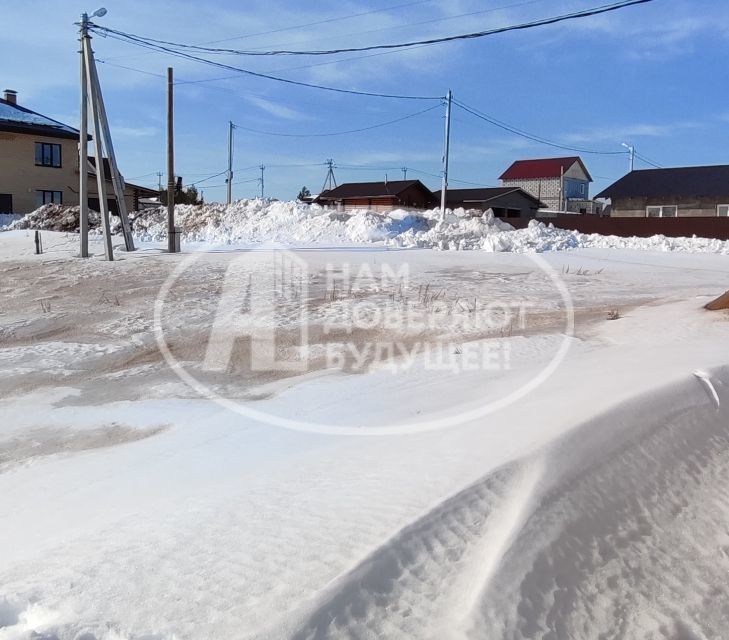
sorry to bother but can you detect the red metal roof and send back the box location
[499,157,591,181]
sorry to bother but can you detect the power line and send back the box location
[200,177,260,189]
[101,1,437,62]
[452,99,627,156]
[125,170,161,180]
[200,0,552,55]
[89,25,444,100]
[232,104,442,137]
[95,0,653,57]
[96,59,167,78]
[634,151,662,168]
[188,170,229,186]
[198,0,436,46]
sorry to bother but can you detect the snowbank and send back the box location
[0,213,22,228]
[7,200,729,254]
[6,204,101,233]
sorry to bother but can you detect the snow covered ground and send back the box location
[1,227,728,640]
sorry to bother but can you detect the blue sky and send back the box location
[3,0,729,201]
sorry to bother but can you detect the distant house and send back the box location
[0,89,82,214]
[432,187,544,218]
[316,180,433,211]
[0,88,154,214]
[88,157,157,214]
[499,156,599,213]
[595,166,729,218]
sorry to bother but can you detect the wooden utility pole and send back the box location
[167,67,176,253]
[79,13,89,258]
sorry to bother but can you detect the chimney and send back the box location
[3,89,17,104]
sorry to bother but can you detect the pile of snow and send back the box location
[392,216,729,254]
[127,200,435,245]
[0,213,22,228]
[6,204,101,233]
[131,200,729,254]
[7,200,729,254]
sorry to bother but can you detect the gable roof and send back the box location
[433,187,544,207]
[318,180,430,200]
[0,97,80,140]
[595,165,729,199]
[499,156,592,182]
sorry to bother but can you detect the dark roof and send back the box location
[0,97,80,140]
[318,180,430,200]
[88,157,158,195]
[500,156,592,182]
[434,187,544,207]
[596,165,729,199]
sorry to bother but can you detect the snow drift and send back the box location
[7,200,729,254]
[278,366,729,640]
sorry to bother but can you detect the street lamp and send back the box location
[621,142,635,173]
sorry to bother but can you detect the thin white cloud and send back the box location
[563,120,703,144]
[245,95,312,122]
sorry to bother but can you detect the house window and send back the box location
[36,190,62,206]
[718,205,729,217]
[35,142,62,168]
[646,205,677,217]
[0,194,12,213]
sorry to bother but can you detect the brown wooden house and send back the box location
[316,180,433,211]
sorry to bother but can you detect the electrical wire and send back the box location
[232,104,442,137]
[199,177,261,189]
[452,99,627,156]
[96,59,167,78]
[183,0,552,56]
[634,151,662,168]
[125,171,161,180]
[188,170,230,186]
[197,0,436,46]
[91,0,653,57]
[89,26,445,100]
[100,1,437,62]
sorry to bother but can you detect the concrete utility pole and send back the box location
[439,90,452,219]
[79,13,90,258]
[87,50,135,252]
[259,165,265,199]
[401,167,407,180]
[77,7,136,259]
[167,66,176,253]
[83,28,113,260]
[622,142,635,173]
[227,121,235,205]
